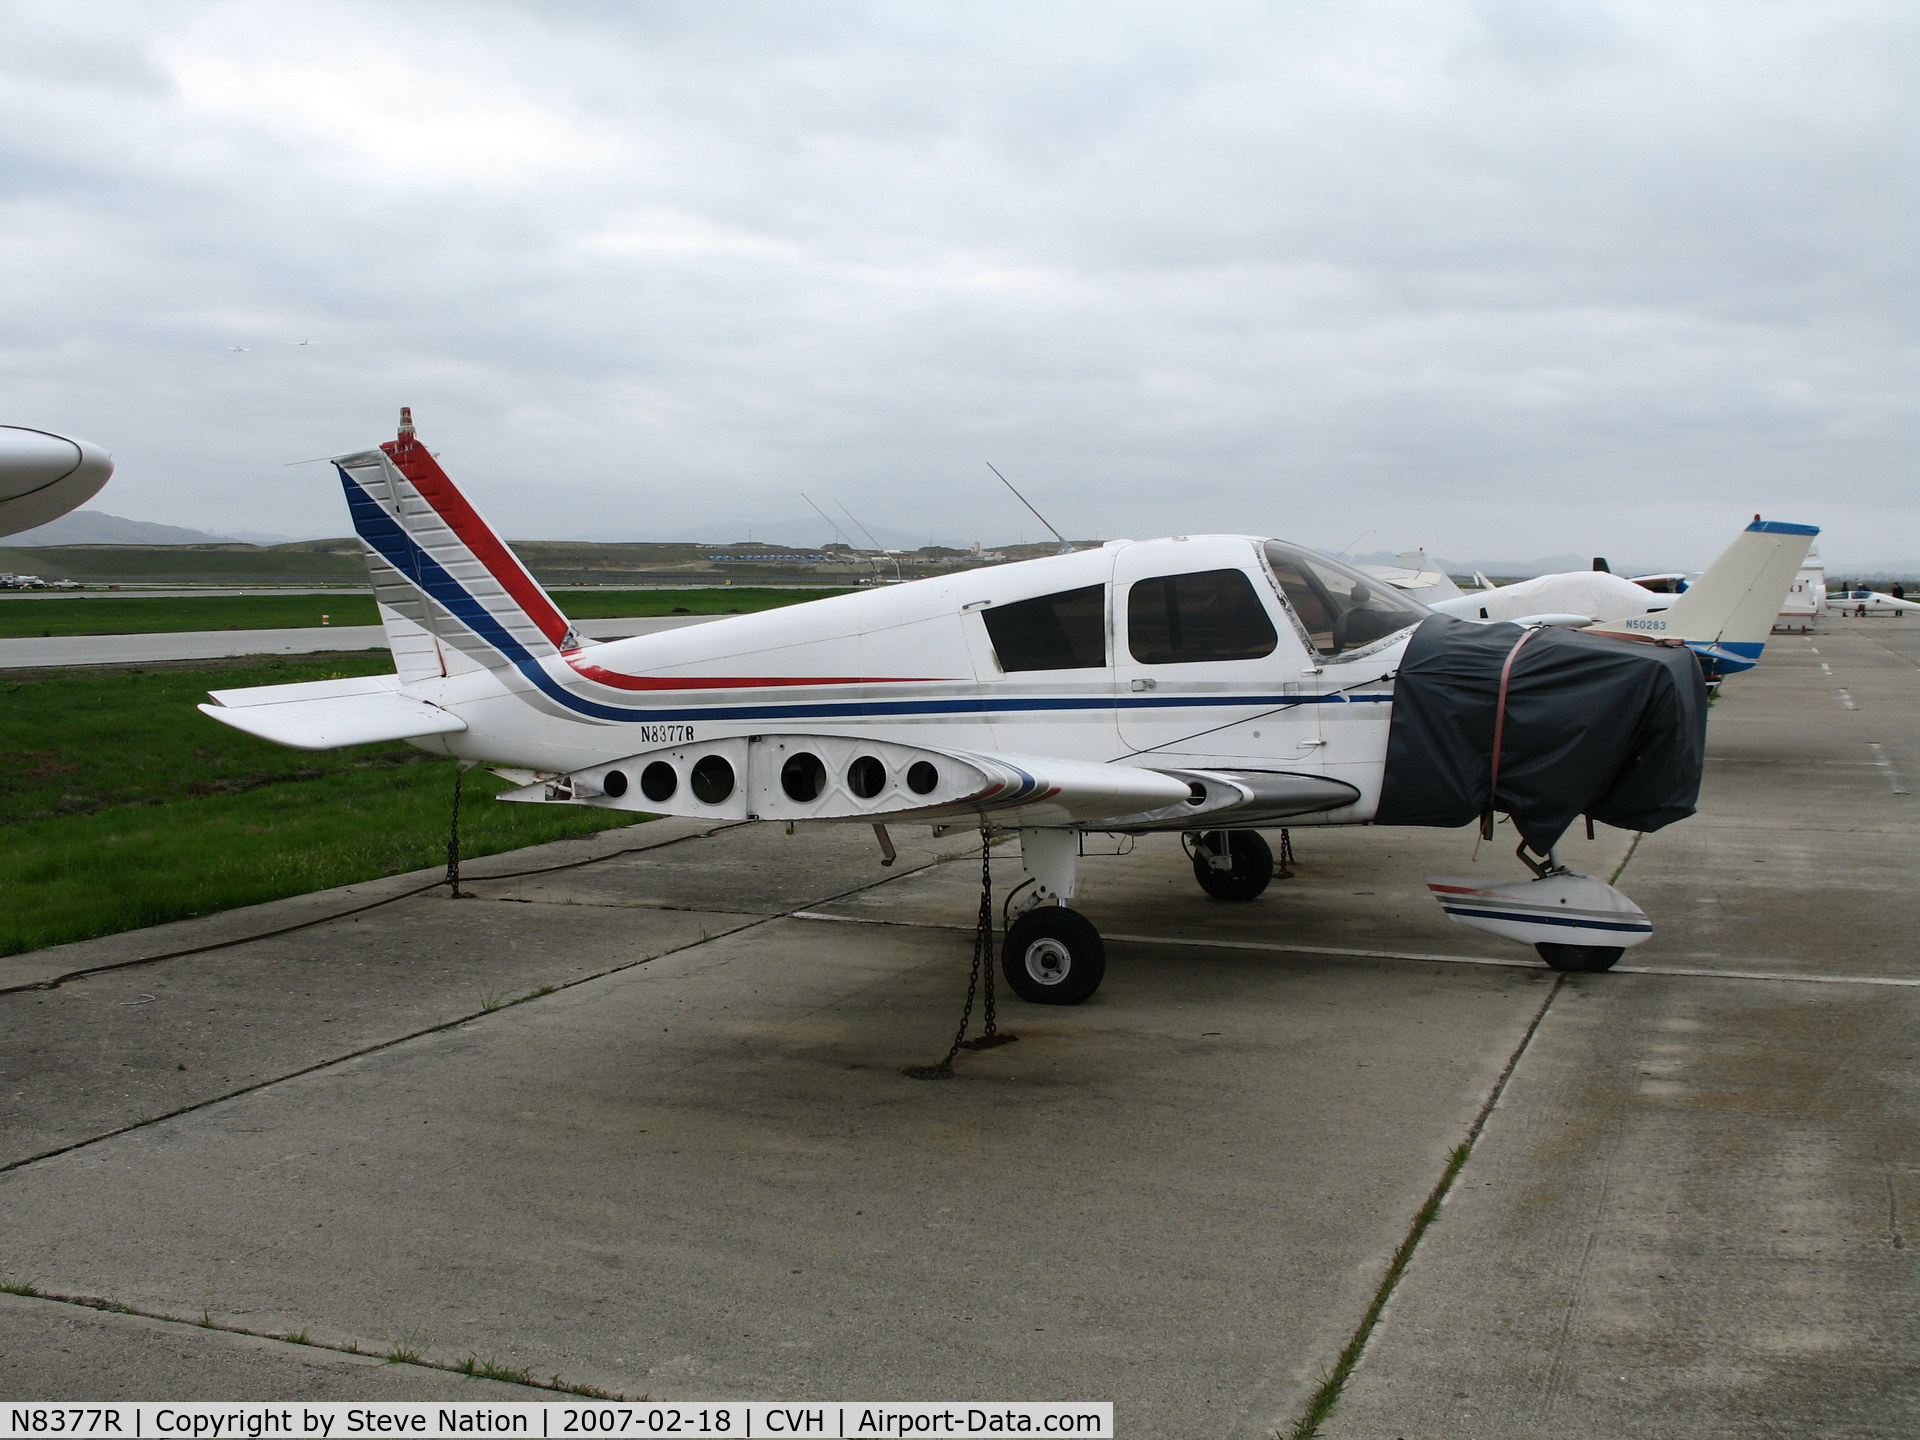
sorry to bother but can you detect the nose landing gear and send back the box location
[1185,829,1274,901]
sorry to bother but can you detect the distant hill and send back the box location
[6,510,240,547]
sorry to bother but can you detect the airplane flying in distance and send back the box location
[0,426,115,539]
[1423,520,1820,680]
[200,413,1809,1005]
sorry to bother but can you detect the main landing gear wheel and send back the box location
[1002,906,1107,1006]
[1535,942,1624,973]
[1190,830,1273,902]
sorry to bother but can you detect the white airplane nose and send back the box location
[0,425,115,537]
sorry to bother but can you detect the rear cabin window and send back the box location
[981,585,1108,671]
[1127,569,1278,665]
[1262,541,1424,658]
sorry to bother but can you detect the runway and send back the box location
[0,614,719,668]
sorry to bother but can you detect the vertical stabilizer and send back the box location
[1587,519,1817,672]
[332,412,582,675]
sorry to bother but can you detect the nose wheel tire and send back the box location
[1002,906,1107,1005]
[1190,830,1274,902]
[1536,942,1624,973]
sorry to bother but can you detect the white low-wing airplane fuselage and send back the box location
[199,418,1810,1001]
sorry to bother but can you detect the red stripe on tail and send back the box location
[381,437,571,648]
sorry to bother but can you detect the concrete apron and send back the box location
[2,802,1588,1432]
[1324,620,1920,1439]
[3,620,1912,1433]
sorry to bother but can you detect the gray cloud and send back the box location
[0,0,1911,568]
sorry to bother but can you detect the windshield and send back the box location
[1262,541,1426,658]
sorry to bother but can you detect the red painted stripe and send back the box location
[564,660,956,692]
[381,437,571,648]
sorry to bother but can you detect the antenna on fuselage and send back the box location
[986,463,1073,554]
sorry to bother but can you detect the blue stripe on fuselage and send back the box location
[343,467,1395,726]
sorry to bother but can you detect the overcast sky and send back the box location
[2,0,1912,567]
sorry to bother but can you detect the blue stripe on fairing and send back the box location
[1441,905,1653,933]
[343,466,1396,725]
[1745,520,1820,536]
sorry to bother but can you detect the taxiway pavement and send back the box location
[0,615,717,668]
[1,618,1912,1435]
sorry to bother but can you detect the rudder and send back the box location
[333,409,583,677]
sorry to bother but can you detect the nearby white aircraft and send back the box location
[1425,520,1819,680]
[0,427,114,539]
[1776,548,1825,631]
[1828,586,1919,616]
[200,413,1794,1001]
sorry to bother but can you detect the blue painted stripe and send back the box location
[342,467,1401,727]
[1745,520,1819,536]
[1441,905,1652,933]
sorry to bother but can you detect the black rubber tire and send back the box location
[1001,907,1107,1005]
[1191,830,1274,902]
[1536,942,1625,973]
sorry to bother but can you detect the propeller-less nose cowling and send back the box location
[1376,614,1709,854]
[0,427,115,538]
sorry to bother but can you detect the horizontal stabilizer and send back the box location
[199,674,465,751]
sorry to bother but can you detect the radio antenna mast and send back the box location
[800,493,852,549]
[986,462,1073,553]
[835,498,902,584]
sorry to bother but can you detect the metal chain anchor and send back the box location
[903,829,1017,1079]
[445,762,472,899]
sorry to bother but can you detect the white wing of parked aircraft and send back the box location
[0,427,115,539]
[1359,549,1464,603]
[199,412,1788,1001]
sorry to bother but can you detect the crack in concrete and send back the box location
[1275,974,1568,1439]
[0,1287,624,1398]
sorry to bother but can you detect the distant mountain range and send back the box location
[4,511,316,547]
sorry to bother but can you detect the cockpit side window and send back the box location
[1261,541,1424,658]
[981,584,1107,671]
[1126,569,1278,665]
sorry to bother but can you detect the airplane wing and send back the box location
[199,674,467,750]
[497,733,1194,828]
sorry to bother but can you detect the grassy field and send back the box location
[0,654,644,958]
[0,587,855,639]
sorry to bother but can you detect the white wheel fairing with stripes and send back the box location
[194,412,1722,984]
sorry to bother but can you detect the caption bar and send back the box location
[0,1405,1113,1440]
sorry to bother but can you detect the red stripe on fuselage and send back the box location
[381,437,572,648]
[563,659,957,691]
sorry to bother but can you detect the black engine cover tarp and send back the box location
[1375,616,1708,852]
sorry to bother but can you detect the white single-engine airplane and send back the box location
[201,413,1814,1003]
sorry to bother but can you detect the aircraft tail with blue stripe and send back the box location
[333,408,584,682]
[1586,518,1818,675]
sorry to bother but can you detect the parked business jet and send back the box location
[0,427,114,538]
[199,413,1802,1003]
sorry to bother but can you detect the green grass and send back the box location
[0,654,642,957]
[0,587,854,638]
